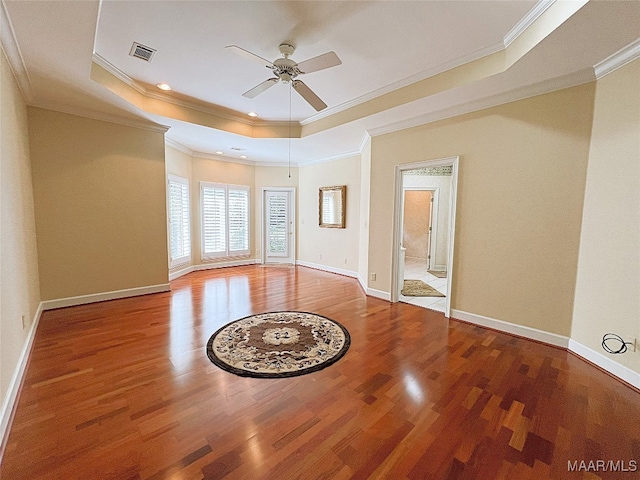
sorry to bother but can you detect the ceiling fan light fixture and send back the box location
[240,155,247,159]
[215,151,223,155]
[156,83,171,91]
[247,112,258,117]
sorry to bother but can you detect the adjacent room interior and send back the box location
[1,0,638,478]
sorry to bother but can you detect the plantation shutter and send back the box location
[228,188,249,254]
[168,175,191,267]
[201,182,250,258]
[266,192,288,256]
[202,184,227,256]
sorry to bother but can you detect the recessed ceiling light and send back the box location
[240,155,247,159]
[156,83,171,91]
[247,112,258,117]
[215,151,223,155]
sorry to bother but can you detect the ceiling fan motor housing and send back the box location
[272,57,300,82]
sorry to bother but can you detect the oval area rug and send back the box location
[206,311,351,378]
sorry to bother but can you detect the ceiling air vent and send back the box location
[129,42,156,62]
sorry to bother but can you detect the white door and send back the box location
[263,189,295,264]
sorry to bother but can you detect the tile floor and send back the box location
[400,257,448,313]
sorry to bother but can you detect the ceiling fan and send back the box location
[226,43,341,111]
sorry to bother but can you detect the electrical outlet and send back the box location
[344,258,348,264]
[21,314,26,330]
[318,254,322,260]
[370,273,376,281]
[631,338,637,352]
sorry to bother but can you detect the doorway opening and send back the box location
[391,157,459,317]
[261,187,296,265]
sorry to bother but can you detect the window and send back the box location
[167,174,191,267]
[201,182,250,258]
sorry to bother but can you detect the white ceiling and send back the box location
[3,0,640,165]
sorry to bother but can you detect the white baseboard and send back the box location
[451,309,570,348]
[195,258,259,272]
[40,283,171,310]
[568,339,640,390]
[169,264,195,281]
[169,258,260,280]
[296,261,357,278]
[367,287,391,302]
[1,303,43,457]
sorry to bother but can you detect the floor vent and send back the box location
[129,42,156,62]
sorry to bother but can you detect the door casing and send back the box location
[391,157,459,318]
[261,187,296,265]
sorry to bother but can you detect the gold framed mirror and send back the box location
[319,186,346,228]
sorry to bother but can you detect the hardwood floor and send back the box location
[1,265,639,479]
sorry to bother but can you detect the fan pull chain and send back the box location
[288,82,292,179]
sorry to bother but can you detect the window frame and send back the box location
[167,174,191,268]
[200,181,250,260]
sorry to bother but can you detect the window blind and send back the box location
[201,183,250,258]
[228,188,249,253]
[267,193,288,254]
[168,175,191,267]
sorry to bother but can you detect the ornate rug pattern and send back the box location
[401,279,445,297]
[206,311,350,378]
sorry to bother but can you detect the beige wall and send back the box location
[369,83,596,335]
[254,166,298,260]
[28,108,169,300]
[0,48,41,413]
[571,59,640,374]
[298,156,361,274]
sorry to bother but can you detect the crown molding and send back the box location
[255,160,298,168]
[169,142,365,169]
[191,150,258,167]
[165,132,366,168]
[358,131,371,152]
[298,149,362,167]
[165,138,256,165]
[301,0,556,127]
[0,0,33,102]
[30,101,170,133]
[503,0,556,48]
[368,68,595,138]
[164,137,194,156]
[91,52,147,95]
[92,53,301,130]
[164,137,298,167]
[165,66,594,169]
[594,38,640,80]
[301,40,504,126]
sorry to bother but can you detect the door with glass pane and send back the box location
[263,188,295,264]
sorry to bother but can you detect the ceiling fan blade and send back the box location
[243,78,279,99]
[226,45,273,68]
[296,51,341,74]
[292,80,327,111]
